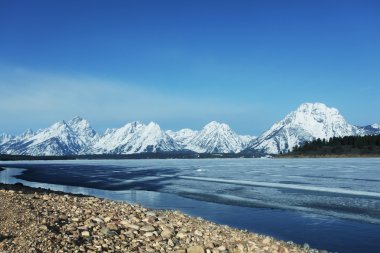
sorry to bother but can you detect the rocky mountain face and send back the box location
[0,103,378,156]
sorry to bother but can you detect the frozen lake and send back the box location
[1,158,380,253]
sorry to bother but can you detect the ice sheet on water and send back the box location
[1,158,380,223]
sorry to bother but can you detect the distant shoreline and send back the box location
[1,153,380,161]
[277,154,380,158]
[0,153,256,161]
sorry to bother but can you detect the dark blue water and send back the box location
[1,158,380,253]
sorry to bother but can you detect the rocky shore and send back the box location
[0,183,326,253]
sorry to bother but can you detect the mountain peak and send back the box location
[204,121,231,131]
[19,129,35,139]
[0,133,13,144]
[166,128,198,146]
[205,121,223,126]
[51,120,69,129]
[68,116,91,127]
[286,103,344,128]
[120,121,143,130]
[93,121,179,154]
[67,117,97,140]
[246,102,358,154]
[130,121,143,126]
[298,102,327,109]
[187,121,244,153]
[296,102,339,115]
[147,121,160,128]
[70,116,84,122]
[206,121,222,126]
[23,128,34,134]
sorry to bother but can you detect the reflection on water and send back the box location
[0,167,170,208]
[0,167,204,210]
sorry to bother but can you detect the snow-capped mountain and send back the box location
[93,121,180,154]
[239,135,257,147]
[166,124,256,153]
[166,128,198,146]
[68,117,99,147]
[185,121,246,153]
[0,117,98,156]
[0,133,13,145]
[0,108,378,156]
[360,123,380,135]
[17,129,35,140]
[244,103,362,154]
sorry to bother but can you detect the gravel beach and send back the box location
[0,183,326,253]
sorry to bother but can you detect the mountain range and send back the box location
[1,103,379,156]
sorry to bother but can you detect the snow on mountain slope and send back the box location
[68,117,99,146]
[246,103,361,154]
[0,117,98,156]
[360,123,380,135]
[166,124,253,152]
[94,122,180,154]
[17,129,35,140]
[166,128,198,145]
[0,133,13,145]
[93,121,145,153]
[3,121,85,156]
[1,110,377,156]
[185,121,245,153]
[239,135,257,147]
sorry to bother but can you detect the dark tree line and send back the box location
[0,152,252,161]
[290,135,380,156]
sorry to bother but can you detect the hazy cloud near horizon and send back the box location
[1,66,378,136]
[0,66,262,135]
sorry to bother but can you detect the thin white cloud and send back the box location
[0,66,254,134]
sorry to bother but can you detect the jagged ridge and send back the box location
[0,103,378,156]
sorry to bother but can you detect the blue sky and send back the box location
[0,0,379,135]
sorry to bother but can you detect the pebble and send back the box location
[0,182,323,253]
[262,236,271,244]
[176,232,188,239]
[81,231,90,237]
[120,220,140,230]
[106,222,118,231]
[161,229,173,238]
[187,245,205,253]
[139,225,155,232]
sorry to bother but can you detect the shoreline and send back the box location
[1,155,380,162]
[1,153,380,162]
[0,182,324,253]
[277,154,380,158]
